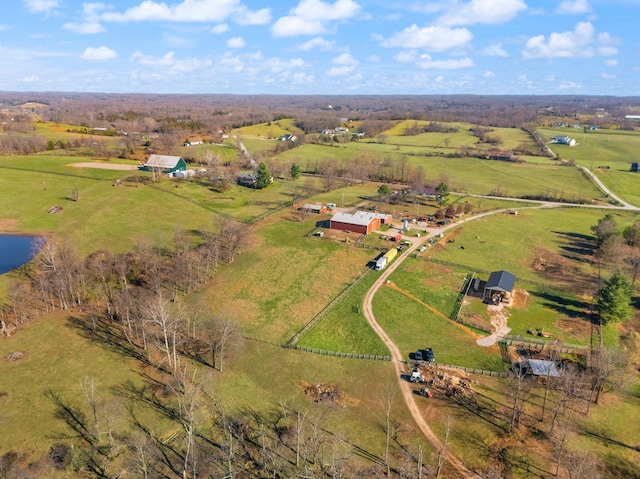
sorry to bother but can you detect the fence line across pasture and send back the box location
[293,345,391,361]
[284,269,372,348]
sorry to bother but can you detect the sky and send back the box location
[0,0,638,95]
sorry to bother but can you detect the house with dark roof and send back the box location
[484,270,516,304]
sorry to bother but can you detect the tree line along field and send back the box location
[1,98,640,478]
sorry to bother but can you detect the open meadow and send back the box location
[1,110,640,478]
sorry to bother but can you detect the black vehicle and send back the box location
[415,348,435,362]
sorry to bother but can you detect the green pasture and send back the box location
[424,207,640,285]
[231,119,298,139]
[0,166,214,255]
[373,285,506,371]
[193,213,375,344]
[180,337,433,466]
[296,270,389,355]
[587,168,640,207]
[273,144,604,201]
[540,127,640,170]
[378,121,536,153]
[177,142,240,164]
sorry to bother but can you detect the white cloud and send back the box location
[332,52,357,65]
[227,37,245,48]
[20,75,39,83]
[102,0,269,24]
[484,70,495,77]
[601,72,616,79]
[416,54,474,69]
[555,0,591,15]
[523,22,596,58]
[0,24,11,31]
[234,6,271,25]
[394,51,417,63]
[297,37,335,51]
[327,65,355,76]
[211,24,229,34]
[437,0,526,27]
[131,51,213,72]
[81,46,117,60]
[368,54,381,62]
[382,25,472,51]
[327,52,358,75]
[559,80,581,89]
[272,0,361,37]
[483,43,508,57]
[64,22,106,34]
[604,59,618,67]
[24,0,60,14]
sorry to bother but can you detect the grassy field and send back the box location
[191,212,376,344]
[0,313,148,460]
[296,270,390,355]
[373,285,506,371]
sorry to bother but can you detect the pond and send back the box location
[0,235,40,274]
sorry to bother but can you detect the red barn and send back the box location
[330,212,381,235]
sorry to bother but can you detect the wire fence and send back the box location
[293,345,390,361]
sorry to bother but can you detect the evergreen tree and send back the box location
[435,182,450,206]
[290,162,301,180]
[255,162,272,189]
[597,270,633,324]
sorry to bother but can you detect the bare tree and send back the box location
[434,415,453,479]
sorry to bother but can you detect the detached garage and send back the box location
[330,212,381,235]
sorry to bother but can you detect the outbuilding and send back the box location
[142,154,187,173]
[484,270,516,304]
[302,204,328,214]
[330,211,381,235]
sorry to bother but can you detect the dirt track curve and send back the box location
[362,221,484,479]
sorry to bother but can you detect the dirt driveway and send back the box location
[70,162,139,170]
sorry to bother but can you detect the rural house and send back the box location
[551,136,576,146]
[330,211,381,235]
[631,162,640,172]
[484,270,516,304]
[141,154,187,173]
[489,151,515,162]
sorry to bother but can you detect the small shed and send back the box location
[484,270,516,304]
[302,204,328,214]
[142,154,187,173]
[528,359,560,377]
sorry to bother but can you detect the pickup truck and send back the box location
[414,348,435,362]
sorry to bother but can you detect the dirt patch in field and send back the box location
[0,219,19,231]
[556,317,591,337]
[511,288,530,309]
[70,162,138,170]
[530,247,593,294]
[300,381,358,407]
[3,351,27,361]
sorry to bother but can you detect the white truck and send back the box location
[375,256,387,271]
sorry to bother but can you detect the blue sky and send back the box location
[0,0,638,95]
